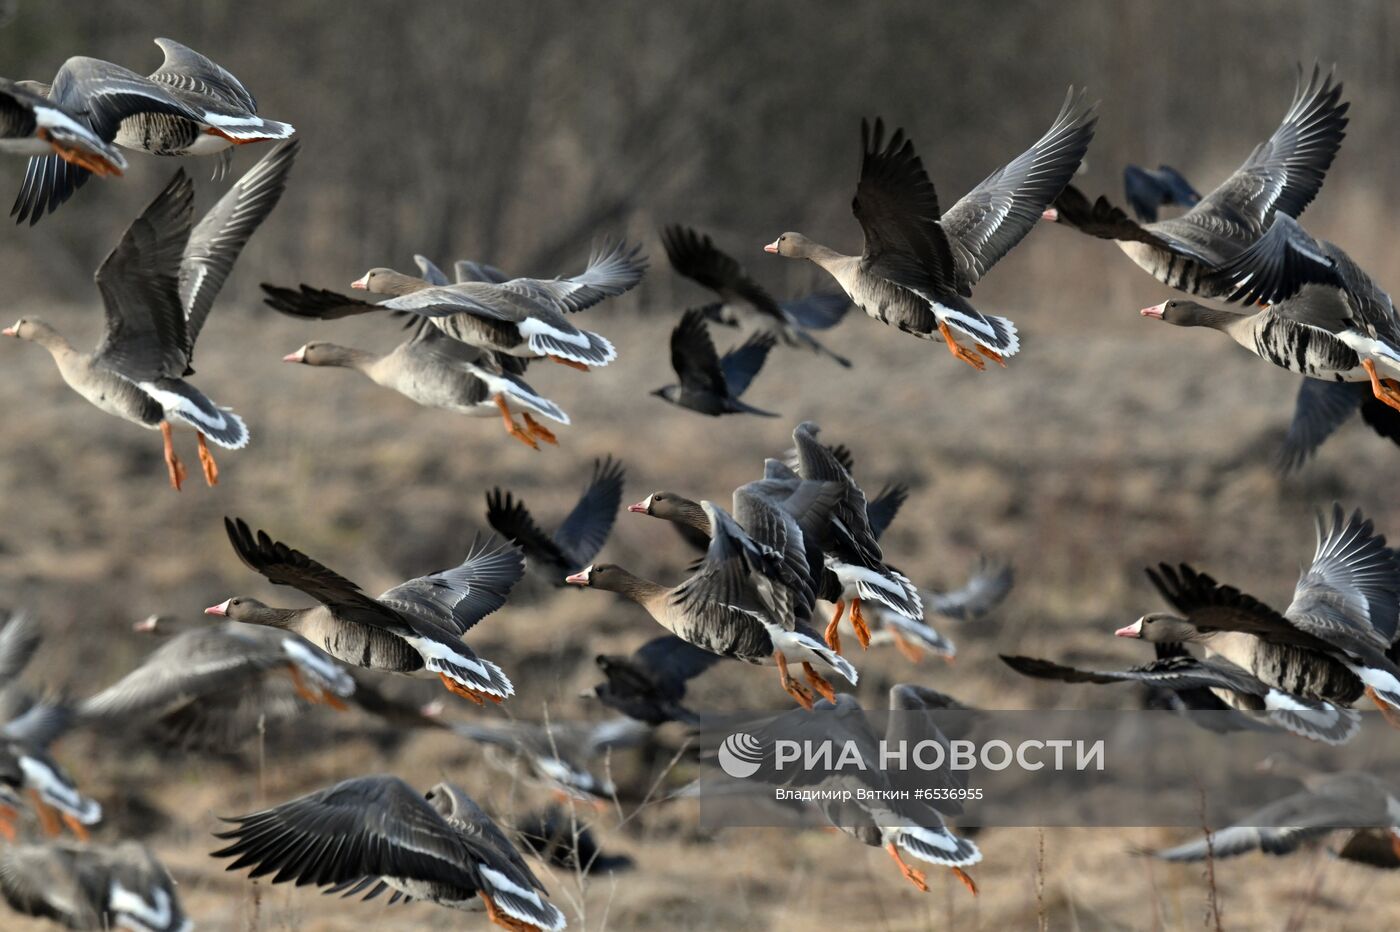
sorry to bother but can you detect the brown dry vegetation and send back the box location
[3,1,1400,929]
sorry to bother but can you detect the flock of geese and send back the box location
[0,37,1398,930]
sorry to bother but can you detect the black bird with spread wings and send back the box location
[486,456,625,583]
[652,309,778,417]
[661,225,851,366]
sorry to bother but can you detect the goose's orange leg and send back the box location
[438,672,503,705]
[976,344,1006,367]
[890,628,925,663]
[494,396,539,450]
[951,867,979,895]
[29,791,61,837]
[478,891,536,932]
[61,813,90,841]
[937,320,986,371]
[1362,360,1400,414]
[38,130,121,176]
[824,600,846,654]
[802,662,838,703]
[775,651,815,710]
[547,355,590,371]
[850,598,872,650]
[196,432,219,486]
[1365,686,1400,728]
[160,422,186,491]
[286,665,348,711]
[886,843,929,892]
[522,412,558,446]
[0,803,16,841]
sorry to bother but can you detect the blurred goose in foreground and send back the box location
[1046,65,1347,298]
[516,807,634,874]
[3,140,297,489]
[1148,213,1400,417]
[1118,506,1400,723]
[13,40,295,224]
[652,309,778,417]
[586,634,723,725]
[276,319,568,449]
[1000,651,1360,745]
[0,702,100,841]
[449,717,649,802]
[0,77,125,175]
[1148,759,1400,863]
[259,241,646,369]
[214,776,566,931]
[661,224,851,366]
[765,89,1095,369]
[77,616,355,752]
[0,840,189,931]
[570,496,856,710]
[1122,164,1201,223]
[208,517,524,705]
[737,685,981,893]
[486,456,626,584]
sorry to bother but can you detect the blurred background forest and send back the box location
[3,1,1400,929]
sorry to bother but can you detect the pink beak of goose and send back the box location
[1114,620,1143,638]
[204,599,231,616]
[1140,302,1167,319]
[350,274,370,290]
[763,239,779,254]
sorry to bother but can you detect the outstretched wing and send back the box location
[853,117,960,297]
[940,88,1097,287]
[182,140,299,347]
[554,456,626,568]
[377,536,524,636]
[93,170,194,379]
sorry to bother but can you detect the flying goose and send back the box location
[660,224,851,366]
[652,309,778,417]
[569,495,856,710]
[207,517,524,705]
[448,716,649,802]
[5,56,204,224]
[3,140,298,489]
[765,89,1095,369]
[213,776,567,931]
[1118,506,1400,723]
[0,77,125,176]
[260,240,647,369]
[277,320,569,449]
[585,634,723,725]
[1147,760,1400,863]
[1154,212,1400,419]
[77,616,356,752]
[485,456,626,584]
[1000,651,1360,745]
[13,39,295,224]
[1122,163,1201,223]
[0,840,190,932]
[734,685,981,894]
[1046,64,1347,298]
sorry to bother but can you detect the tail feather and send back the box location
[937,306,1020,356]
[143,379,249,449]
[898,825,981,867]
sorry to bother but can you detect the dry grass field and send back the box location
[4,3,1400,929]
[4,222,1400,931]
